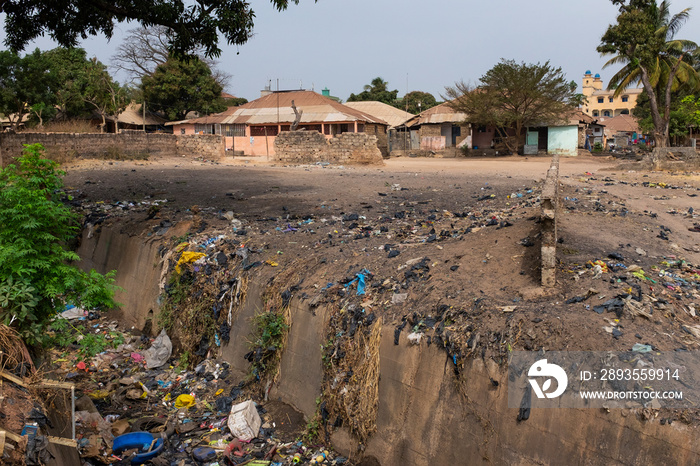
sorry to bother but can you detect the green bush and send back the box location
[0,143,120,345]
[593,142,603,152]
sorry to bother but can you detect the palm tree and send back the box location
[599,0,699,147]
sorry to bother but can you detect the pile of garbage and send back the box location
[0,310,353,465]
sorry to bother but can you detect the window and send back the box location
[609,97,613,103]
[592,110,599,117]
[194,124,216,134]
[622,96,629,102]
[603,111,611,117]
[357,123,365,133]
[299,124,322,132]
[250,125,278,136]
[180,128,185,135]
[222,124,245,137]
[598,98,604,104]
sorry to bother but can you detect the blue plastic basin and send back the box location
[112,432,164,465]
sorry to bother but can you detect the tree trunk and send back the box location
[100,114,106,133]
[638,68,668,148]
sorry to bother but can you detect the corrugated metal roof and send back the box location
[111,103,167,126]
[598,114,640,133]
[546,109,597,127]
[343,101,414,128]
[400,101,467,128]
[178,90,388,127]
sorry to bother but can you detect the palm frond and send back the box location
[667,8,691,39]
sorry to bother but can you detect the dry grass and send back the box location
[0,324,35,375]
[322,311,382,442]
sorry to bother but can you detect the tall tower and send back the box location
[582,70,595,98]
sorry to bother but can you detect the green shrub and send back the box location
[0,143,120,345]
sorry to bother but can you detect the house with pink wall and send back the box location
[166,90,387,157]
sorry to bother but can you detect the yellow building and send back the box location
[581,70,642,118]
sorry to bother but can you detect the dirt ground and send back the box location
[53,153,700,458]
[62,153,700,355]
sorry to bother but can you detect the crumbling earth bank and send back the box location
[11,156,699,465]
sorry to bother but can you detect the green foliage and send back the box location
[445,59,577,154]
[593,142,604,152]
[177,351,191,371]
[2,0,301,59]
[252,311,288,350]
[397,91,438,114]
[42,47,94,120]
[141,57,226,121]
[81,59,131,133]
[221,96,249,107]
[634,89,697,141]
[598,0,700,146]
[0,144,120,345]
[248,309,289,379]
[347,77,399,106]
[0,49,58,131]
[680,95,700,127]
[46,318,75,348]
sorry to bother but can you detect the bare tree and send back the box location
[111,26,231,88]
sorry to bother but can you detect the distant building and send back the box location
[581,70,642,118]
[166,90,388,157]
[393,102,470,157]
[597,114,642,148]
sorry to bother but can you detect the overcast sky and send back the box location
[2,0,700,103]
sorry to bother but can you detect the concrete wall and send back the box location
[364,123,389,158]
[274,131,384,165]
[76,226,164,332]
[225,135,276,157]
[81,225,700,466]
[0,131,225,166]
[547,125,579,156]
[176,134,225,159]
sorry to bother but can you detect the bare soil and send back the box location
[62,154,700,357]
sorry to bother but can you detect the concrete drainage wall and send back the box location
[78,225,700,466]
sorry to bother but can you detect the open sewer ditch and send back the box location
[3,156,700,465]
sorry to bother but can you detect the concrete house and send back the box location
[524,110,597,156]
[166,90,388,157]
[344,101,413,157]
[581,71,642,118]
[393,102,470,157]
[597,114,642,148]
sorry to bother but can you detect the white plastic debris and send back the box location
[407,332,423,345]
[228,400,262,441]
[142,329,172,369]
